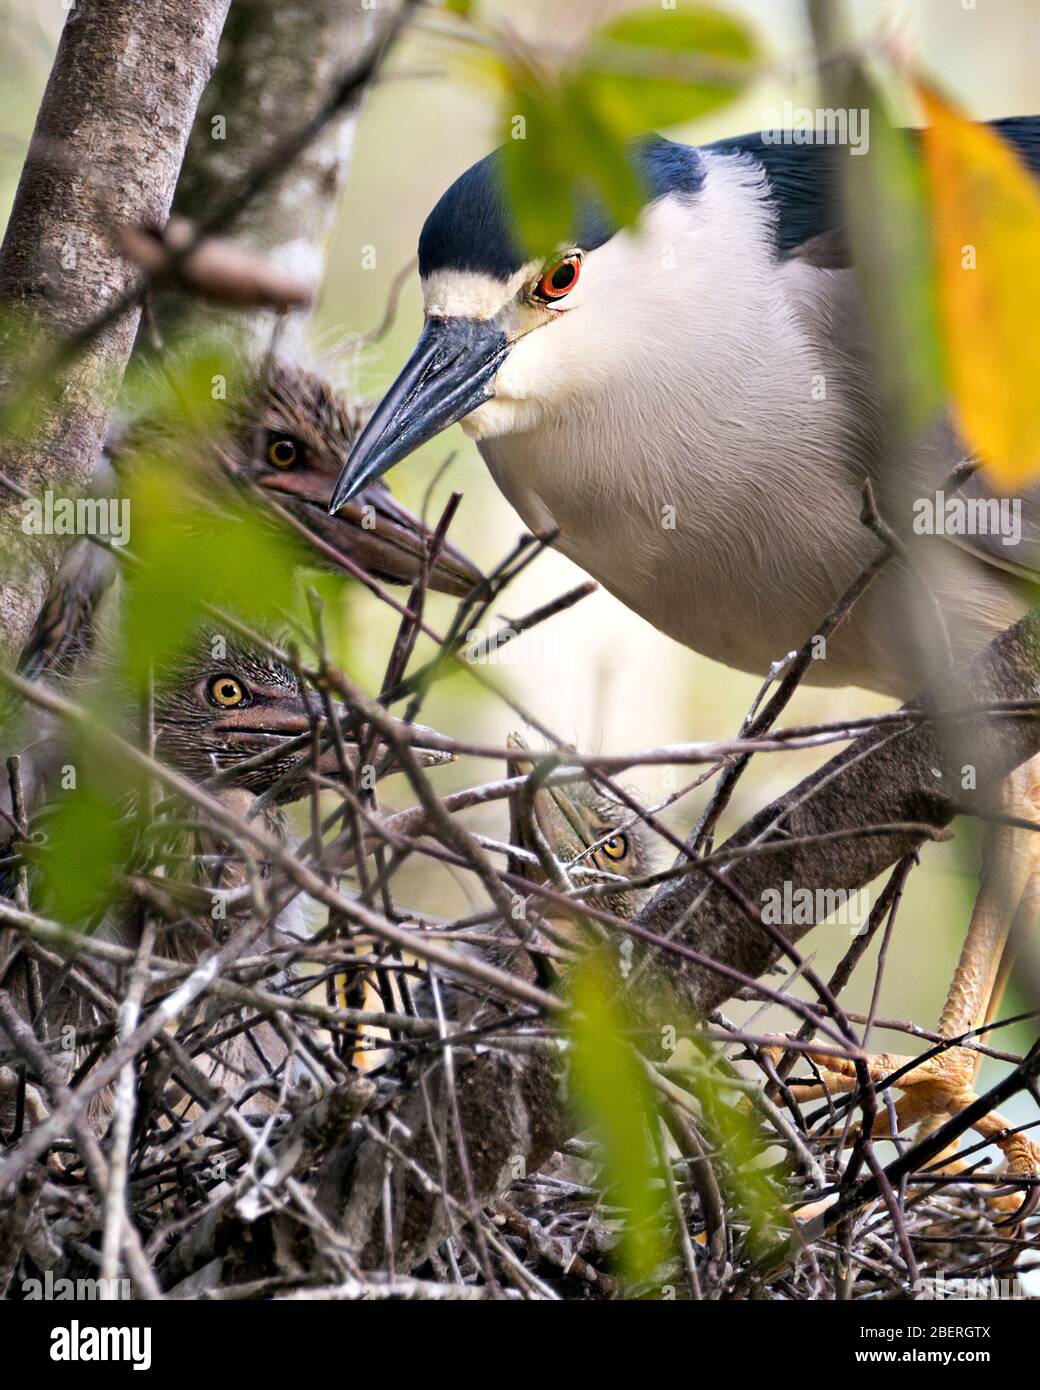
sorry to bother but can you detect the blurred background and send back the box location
[3,0,1039,1118]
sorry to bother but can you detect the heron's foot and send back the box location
[765,1042,1040,1220]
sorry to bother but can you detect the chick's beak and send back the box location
[213,702,454,781]
[257,463,482,599]
[329,316,508,512]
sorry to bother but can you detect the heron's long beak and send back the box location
[329,316,509,512]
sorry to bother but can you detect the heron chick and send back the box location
[0,629,450,1132]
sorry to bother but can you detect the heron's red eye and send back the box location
[535,255,581,302]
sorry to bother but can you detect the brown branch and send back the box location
[627,605,1040,1026]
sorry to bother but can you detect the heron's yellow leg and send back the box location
[779,759,1040,1215]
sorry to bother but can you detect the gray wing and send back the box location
[718,120,1040,583]
[939,468,1040,581]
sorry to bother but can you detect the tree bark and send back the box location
[0,0,231,663]
[154,0,378,359]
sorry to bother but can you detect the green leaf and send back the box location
[685,1049,783,1256]
[32,749,130,926]
[122,460,299,686]
[844,76,945,433]
[568,957,669,1285]
[583,4,759,135]
[500,68,577,256]
[565,74,645,228]
[497,6,758,257]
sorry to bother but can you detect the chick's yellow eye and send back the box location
[535,254,581,302]
[209,675,246,708]
[600,833,628,862]
[267,436,298,468]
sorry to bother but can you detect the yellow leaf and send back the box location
[918,84,1040,488]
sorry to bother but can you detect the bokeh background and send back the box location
[3,0,1039,1152]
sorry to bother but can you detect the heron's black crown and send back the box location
[418,118,1040,281]
[417,135,706,281]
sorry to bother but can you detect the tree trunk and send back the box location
[0,0,231,663]
[154,0,378,359]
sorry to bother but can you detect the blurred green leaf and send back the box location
[121,342,240,437]
[116,343,301,683]
[583,4,758,135]
[569,956,668,1285]
[686,1051,783,1256]
[122,461,299,686]
[497,5,758,257]
[500,66,579,256]
[32,746,131,926]
[845,75,945,433]
[565,75,645,228]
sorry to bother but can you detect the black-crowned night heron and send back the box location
[141,357,481,598]
[329,121,1040,1202]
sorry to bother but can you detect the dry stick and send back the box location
[0,993,161,1298]
[428,968,502,1298]
[0,916,542,1201]
[0,668,558,1008]
[98,919,156,1296]
[379,493,462,703]
[3,755,38,1039]
[236,530,582,822]
[286,804,860,1051]
[364,495,461,978]
[770,855,916,1091]
[14,608,1040,1278]
[798,1037,1040,1251]
[460,580,599,666]
[0,901,442,1043]
[321,660,538,940]
[657,1112,702,1300]
[697,864,900,1242]
[575,821,948,902]
[493,1197,618,1297]
[825,1006,1033,1066]
[629,603,1040,1024]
